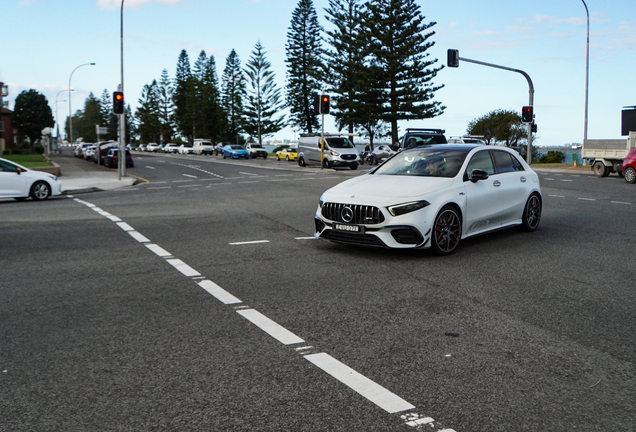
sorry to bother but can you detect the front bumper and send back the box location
[314,204,433,249]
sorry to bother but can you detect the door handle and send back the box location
[520,176,527,182]
[493,180,501,187]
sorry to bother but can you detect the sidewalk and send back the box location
[531,165,593,175]
[48,153,137,194]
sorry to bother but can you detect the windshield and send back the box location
[230,145,244,150]
[326,137,354,149]
[373,148,469,178]
[251,144,263,148]
[403,134,447,149]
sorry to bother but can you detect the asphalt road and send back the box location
[1,151,634,431]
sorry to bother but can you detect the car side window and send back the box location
[492,150,516,173]
[466,151,495,178]
[0,160,18,173]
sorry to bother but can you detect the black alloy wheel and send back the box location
[431,206,462,255]
[519,193,542,232]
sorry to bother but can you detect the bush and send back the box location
[3,149,13,156]
[539,151,566,164]
[34,145,44,154]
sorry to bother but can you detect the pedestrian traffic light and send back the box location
[113,91,124,114]
[320,95,330,114]
[531,123,537,133]
[313,94,321,115]
[521,106,533,123]
[447,49,459,68]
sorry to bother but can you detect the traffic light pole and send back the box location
[456,55,535,165]
[118,0,125,181]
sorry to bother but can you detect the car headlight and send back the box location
[330,151,340,156]
[387,200,430,217]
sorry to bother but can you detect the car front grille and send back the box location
[320,230,386,247]
[390,227,424,245]
[321,203,385,225]
[341,154,357,161]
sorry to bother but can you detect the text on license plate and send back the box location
[334,223,362,233]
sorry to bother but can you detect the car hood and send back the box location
[321,174,456,203]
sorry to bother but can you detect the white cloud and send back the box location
[96,0,184,10]
[506,26,535,34]
[530,14,585,26]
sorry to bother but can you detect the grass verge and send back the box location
[2,154,54,168]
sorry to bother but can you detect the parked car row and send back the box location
[134,143,194,155]
[73,142,134,169]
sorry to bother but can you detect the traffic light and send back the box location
[313,94,321,115]
[447,49,459,68]
[320,95,330,114]
[113,91,124,114]
[521,106,533,123]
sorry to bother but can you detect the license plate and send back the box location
[334,223,364,234]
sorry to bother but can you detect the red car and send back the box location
[623,148,636,184]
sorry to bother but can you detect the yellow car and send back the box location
[276,146,298,161]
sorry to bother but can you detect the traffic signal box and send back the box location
[313,94,330,115]
[521,106,533,123]
[113,91,124,114]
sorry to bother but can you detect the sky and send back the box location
[2,0,635,146]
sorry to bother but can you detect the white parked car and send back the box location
[145,143,159,152]
[0,157,62,201]
[162,143,179,153]
[178,144,194,155]
[83,146,96,161]
[314,144,542,255]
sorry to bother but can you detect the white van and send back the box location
[193,139,214,155]
[297,133,360,170]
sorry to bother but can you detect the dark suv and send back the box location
[400,128,447,150]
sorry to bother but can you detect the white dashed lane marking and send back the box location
[237,309,305,345]
[69,196,456,431]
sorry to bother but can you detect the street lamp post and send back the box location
[68,62,95,143]
[55,89,69,140]
[582,0,590,143]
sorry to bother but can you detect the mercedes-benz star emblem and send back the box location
[341,206,354,223]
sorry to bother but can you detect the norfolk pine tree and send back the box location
[323,0,366,136]
[365,0,445,144]
[243,41,286,144]
[285,0,323,133]
[221,49,246,144]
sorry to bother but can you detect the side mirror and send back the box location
[16,167,21,175]
[470,169,489,183]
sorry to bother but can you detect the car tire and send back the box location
[223,154,226,159]
[624,166,636,184]
[277,155,281,161]
[298,156,306,167]
[431,205,462,256]
[518,192,542,232]
[593,161,609,177]
[371,155,378,165]
[30,181,51,201]
[264,155,267,159]
[350,165,358,170]
[322,159,331,169]
[286,156,290,161]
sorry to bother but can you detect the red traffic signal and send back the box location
[113,91,124,114]
[521,106,533,123]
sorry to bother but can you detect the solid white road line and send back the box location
[128,231,150,243]
[198,280,242,304]
[166,258,201,277]
[182,174,197,178]
[304,353,415,414]
[611,201,631,205]
[229,240,270,245]
[106,215,122,222]
[237,309,305,345]
[578,198,596,201]
[146,243,172,257]
[295,237,316,240]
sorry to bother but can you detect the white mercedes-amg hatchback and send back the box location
[314,144,542,255]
